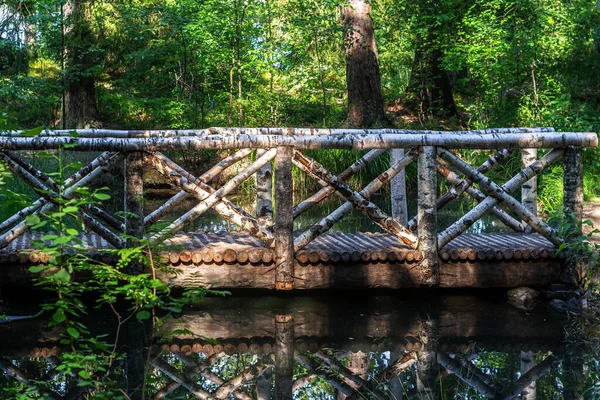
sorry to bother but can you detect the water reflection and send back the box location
[0,294,596,399]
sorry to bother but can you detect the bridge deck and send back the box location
[0,232,561,289]
[0,231,558,264]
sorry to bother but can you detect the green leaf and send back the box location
[52,309,66,323]
[29,265,47,273]
[63,206,79,214]
[67,327,80,339]
[53,236,72,244]
[93,193,111,200]
[38,151,56,158]
[42,234,58,240]
[25,215,41,227]
[69,131,79,138]
[20,127,44,137]
[50,269,71,283]
[66,228,79,236]
[63,143,78,149]
[136,310,151,321]
[78,370,91,380]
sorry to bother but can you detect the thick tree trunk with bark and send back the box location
[342,0,385,128]
[62,0,99,129]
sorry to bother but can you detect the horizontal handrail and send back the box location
[0,131,597,150]
[1,127,556,137]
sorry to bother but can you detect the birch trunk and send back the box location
[255,149,273,225]
[390,148,408,225]
[521,149,538,232]
[256,366,273,400]
[416,317,438,397]
[275,314,294,399]
[274,146,294,290]
[4,126,556,137]
[520,351,537,400]
[499,356,557,400]
[417,146,438,285]
[437,353,498,398]
[0,131,596,151]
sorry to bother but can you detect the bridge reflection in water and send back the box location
[0,294,591,399]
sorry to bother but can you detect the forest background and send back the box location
[1,0,600,207]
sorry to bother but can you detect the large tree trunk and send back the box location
[342,0,385,128]
[62,0,99,129]
[406,42,458,118]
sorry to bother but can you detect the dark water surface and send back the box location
[0,291,596,399]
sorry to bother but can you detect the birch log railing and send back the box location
[0,127,597,290]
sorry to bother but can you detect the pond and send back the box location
[0,290,596,399]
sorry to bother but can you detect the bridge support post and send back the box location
[418,146,439,286]
[274,146,294,290]
[521,149,538,232]
[274,314,294,400]
[125,151,144,274]
[562,145,584,284]
[256,149,273,226]
[390,148,408,226]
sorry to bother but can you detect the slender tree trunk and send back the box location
[405,0,458,118]
[342,0,385,128]
[62,0,99,129]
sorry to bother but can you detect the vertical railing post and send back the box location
[521,148,538,232]
[562,145,584,284]
[124,151,144,273]
[256,149,273,226]
[417,146,439,286]
[390,148,408,226]
[274,314,294,400]
[274,146,294,290]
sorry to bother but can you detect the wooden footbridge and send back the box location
[0,127,596,289]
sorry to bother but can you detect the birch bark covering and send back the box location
[1,131,596,151]
[390,148,408,225]
[255,149,273,223]
[520,351,537,400]
[275,315,294,400]
[416,317,438,396]
[521,148,538,232]
[274,146,294,290]
[3,126,556,137]
[417,146,438,285]
[342,0,385,127]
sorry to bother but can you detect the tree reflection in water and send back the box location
[0,294,597,399]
